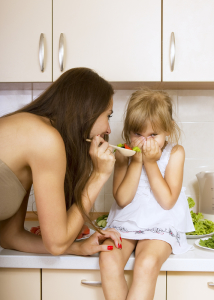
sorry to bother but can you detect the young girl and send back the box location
[99,89,194,300]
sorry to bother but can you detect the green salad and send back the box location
[199,234,214,249]
[96,214,109,228]
[186,197,214,236]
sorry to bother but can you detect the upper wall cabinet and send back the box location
[163,0,214,82]
[53,0,161,82]
[0,0,52,82]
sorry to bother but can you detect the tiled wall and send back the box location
[1,88,214,213]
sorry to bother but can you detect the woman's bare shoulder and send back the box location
[5,112,65,163]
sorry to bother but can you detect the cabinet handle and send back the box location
[170,32,175,72]
[59,33,64,72]
[81,279,102,287]
[208,282,214,286]
[39,33,45,72]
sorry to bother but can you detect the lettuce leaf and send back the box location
[186,197,214,235]
[117,143,124,148]
[187,211,214,235]
[199,234,214,249]
[187,197,195,209]
[132,146,142,153]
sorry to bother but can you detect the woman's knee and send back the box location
[134,254,161,278]
[99,248,124,274]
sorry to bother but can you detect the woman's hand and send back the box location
[143,137,162,164]
[89,135,115,178]
[74,228,122,256]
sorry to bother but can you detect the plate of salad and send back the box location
[186,197,214,239]
[195,235,214,251]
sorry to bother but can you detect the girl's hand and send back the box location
[89,135,115,178]
[130,136,145,164]
[143,137,162,163]
[77,228,122,256]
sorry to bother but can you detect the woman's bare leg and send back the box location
[99,238,137,300]
[127,239,172,300]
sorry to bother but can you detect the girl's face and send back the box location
[130,121,168,150]
[90,97,113,138]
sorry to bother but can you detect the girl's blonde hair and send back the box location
[123,88,180,145]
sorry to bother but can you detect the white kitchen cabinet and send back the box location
[53,0,161,82]
[167,271,214,300]
[42,270,166,300]
[0,0,52,82]
[163,0,214,82]
[0,268,41,300]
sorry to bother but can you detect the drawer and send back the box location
[42,269,166,300]
[0,268,40,300]
[167,271,214,300]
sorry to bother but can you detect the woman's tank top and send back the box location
[0,159,26,220]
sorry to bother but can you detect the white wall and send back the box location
[1,88,214,213]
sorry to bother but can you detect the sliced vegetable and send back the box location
[76,224,90,239]
[124,143,132,150]
[30,226,41,236]
[96,214,109,228]
[117,143,141,152]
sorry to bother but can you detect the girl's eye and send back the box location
[151,134,157,137]
[135,133,141,136]
[108,114,113,120]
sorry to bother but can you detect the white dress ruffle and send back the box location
[105,143,195,255]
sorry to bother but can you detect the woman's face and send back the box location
[90,98,113,138]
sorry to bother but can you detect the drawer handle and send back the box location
[39,33,45,72]
[208,282,214,286]
[81,279,102,287]
[59,33,64,72]
[170,32,175,72]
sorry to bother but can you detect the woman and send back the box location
[0,68,121,255]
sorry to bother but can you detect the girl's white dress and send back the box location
[105,143,195,255]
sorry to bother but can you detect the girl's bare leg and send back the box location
[127,239,172,300]
[99,238,137,300]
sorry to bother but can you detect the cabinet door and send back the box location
[0,0,52,82]
[53,0,161,82]
[163,0,214,81]
[0,268,41,300]
[42,270,166,300]
[167,271,214,300]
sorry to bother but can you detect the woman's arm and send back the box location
[113,149,143,208]
[0,194,121,255]
[29,131,119,255]
[143,139,185,210]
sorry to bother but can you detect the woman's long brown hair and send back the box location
[2,68,114,228]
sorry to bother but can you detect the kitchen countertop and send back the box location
[1,239,214,271]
